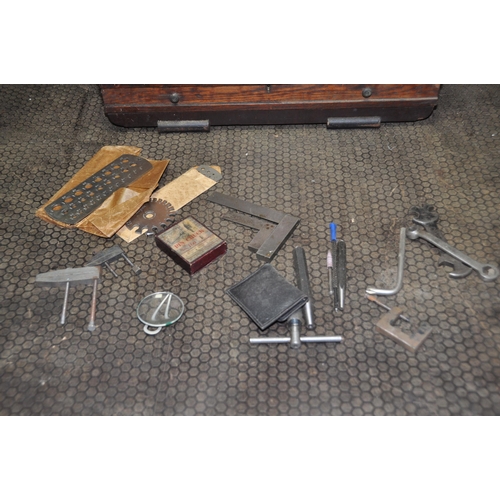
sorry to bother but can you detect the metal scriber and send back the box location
[329,223,339,309]
[406,226,499,282]
[337,239,346,310]
[366,294,411,323]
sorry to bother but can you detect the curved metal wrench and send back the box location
[410,204,472,279]
[407,226,499,282]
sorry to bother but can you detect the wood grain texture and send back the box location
[100,84,440,127]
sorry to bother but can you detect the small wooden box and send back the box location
[155,217,227,275]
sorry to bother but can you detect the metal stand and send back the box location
[35,267,101,331]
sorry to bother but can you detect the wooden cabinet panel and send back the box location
[100,84,440,128]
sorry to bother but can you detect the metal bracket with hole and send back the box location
[197,165,222,182]
[44,155,154,225]
[207,192,300,262]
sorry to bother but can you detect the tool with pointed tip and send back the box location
[35,267,101,331]
[410,204,472,279]
[337,239,346,310]
[406,226,499,282]
[85,245,140,277]
[328,222,338,309]
[327,250,335,298]
[366,294,411,323]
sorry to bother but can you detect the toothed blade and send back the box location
[125,198,177,235]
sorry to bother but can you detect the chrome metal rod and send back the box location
[60,281,70,325]
[250,337,290,344]
[289,320,301,349]
[249,336,343,345]
[365,294,411,323]
[88,278,98,332]
[366,227,406,296]
[301,336,343,343]
[293,246,315,330]
[104,262,118,278]
[122,254,141,274]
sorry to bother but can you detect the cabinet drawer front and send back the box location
[101,84,440,108]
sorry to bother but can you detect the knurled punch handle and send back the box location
[406,226,499,282]
[293,246,315,330]
[337,240,346,310]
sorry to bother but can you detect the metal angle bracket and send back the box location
[207,192,300,262]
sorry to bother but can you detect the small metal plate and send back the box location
[45,155,154,224]
[376,307,433,354]
[197,165,222,182]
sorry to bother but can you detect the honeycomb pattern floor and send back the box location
[1,84,499,416]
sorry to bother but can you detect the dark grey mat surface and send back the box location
[1,84,499,415]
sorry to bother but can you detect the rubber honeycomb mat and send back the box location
[0,85,499,416]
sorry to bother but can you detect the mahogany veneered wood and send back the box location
[100,84,440,128]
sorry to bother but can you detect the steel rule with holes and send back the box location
[45,155,154,225]
[207,192,300,262]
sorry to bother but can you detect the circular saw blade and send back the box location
[126,198,177,235]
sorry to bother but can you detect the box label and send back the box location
[157,217,223,264]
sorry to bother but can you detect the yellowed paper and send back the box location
[116,165,222,243]
[35,146,169,238]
